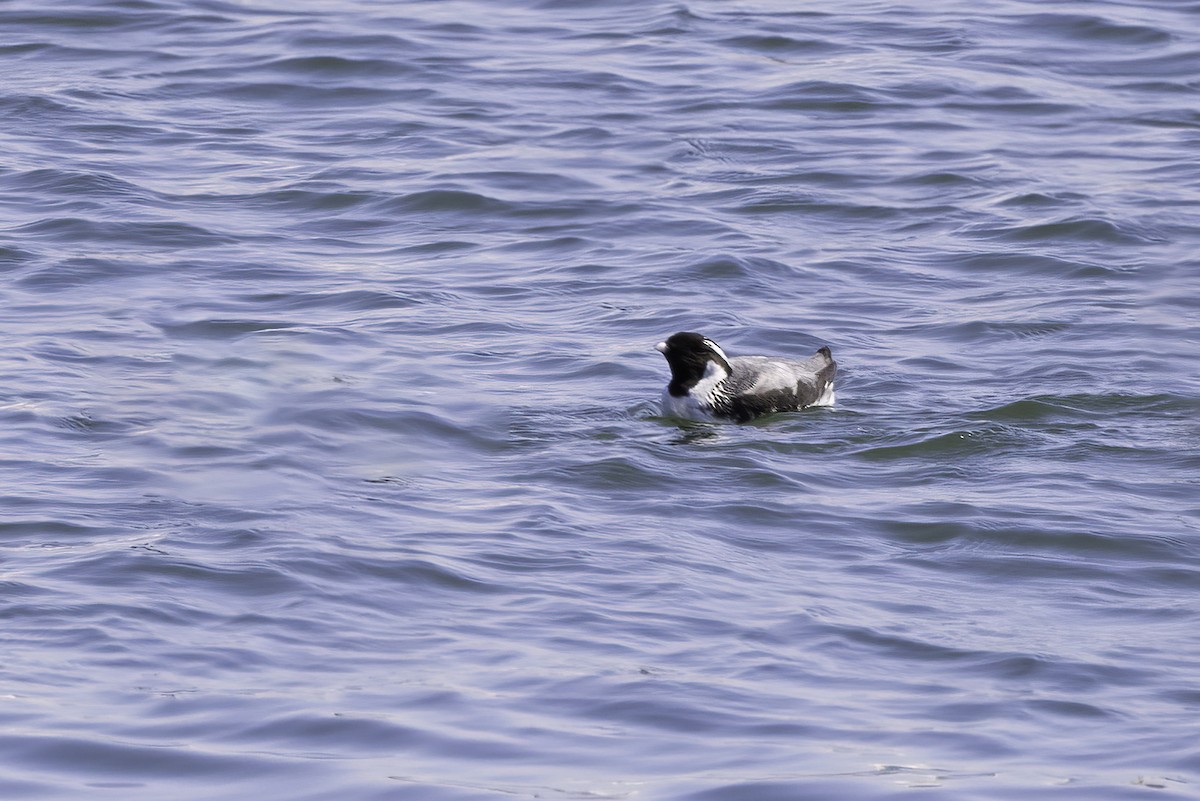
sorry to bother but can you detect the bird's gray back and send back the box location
[726,354,826,395]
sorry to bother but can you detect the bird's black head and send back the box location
[655,332,731,396]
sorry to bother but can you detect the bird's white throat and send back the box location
[660,359,730,421]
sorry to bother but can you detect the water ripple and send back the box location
[2,0,1198,799]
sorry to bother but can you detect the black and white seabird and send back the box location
[655,332,836,423]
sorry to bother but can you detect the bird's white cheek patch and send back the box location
[702,339,729,362]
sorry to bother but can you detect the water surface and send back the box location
[2,1,1199,799]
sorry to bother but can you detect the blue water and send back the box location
[2,1,1199,799]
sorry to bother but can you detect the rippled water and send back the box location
[2,1,1199,799]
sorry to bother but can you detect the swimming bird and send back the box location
[655,332,836,423]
